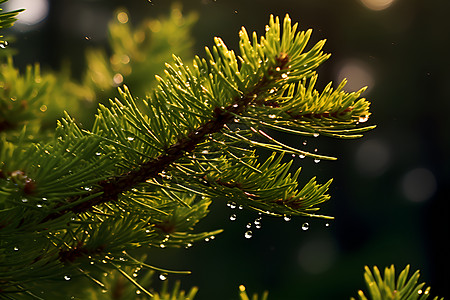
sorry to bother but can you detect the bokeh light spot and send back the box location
[359,0,395,11]
[5,0,49,26]
[298,235,337,274]
[355,139,391,177]
[117,11,129,24]
[113,73,124,85]
[401,168,437,202]
[336,59,375,93]
[39,105,48,112]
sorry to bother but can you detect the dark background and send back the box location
[4,0,449,299]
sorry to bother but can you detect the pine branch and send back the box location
[46,50,290,220]
[41,14,350,223]
[352,265,444,300]
[1,13,375,297]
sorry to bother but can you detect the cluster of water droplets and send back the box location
[287,138,323,163]
[284,214,311,231]
[204,235,215,242]
[159,235,170,248]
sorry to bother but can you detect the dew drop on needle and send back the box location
[301,222,310,231]
[159,273,167,281]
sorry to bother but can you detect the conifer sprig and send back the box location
[352,265,444,300]
[0,13,374,296]
[0,0,23,45]
[44,14,371,220]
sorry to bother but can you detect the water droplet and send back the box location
[238,205,243,210]
[101,289,107,293]
[301,222,310,231]
[64,275,71,281]
[230,214,237,221]
[14,246,19,251]
[303,140,307,146]
[95,152,102,156]
[244,231,253,239]
[284,216,291,222]
[314,159,321,163]
[313,133,319,137]
[265,25,270,32]
[358,115,369,123]
[234,118,240,123]
[314,148,318,152]
[42,197,47,201]
[281,73,288,79]
[159,273,167,281]
[275,67,281,72]
[132,272,138,277]
[254,217,262,226]
[160,243,166,248]
[291,154,296,158]
[210,235,215,240]
[136,290,142,295]
[204,237,210,242]
[246,222,252,229]
[83,186,92,191]
[325,223,330,227]
[185,243,193,248]
[299,154,305,159]
[21,198,28,203]
[268,114,276,119]
[227,201,237,209]
[127,136,134,141]
[36,204,43,208]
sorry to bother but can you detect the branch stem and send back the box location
[42,54,289,222]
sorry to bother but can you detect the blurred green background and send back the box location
[3,0,449,299]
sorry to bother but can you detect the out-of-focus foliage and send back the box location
[84,5,198,101]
